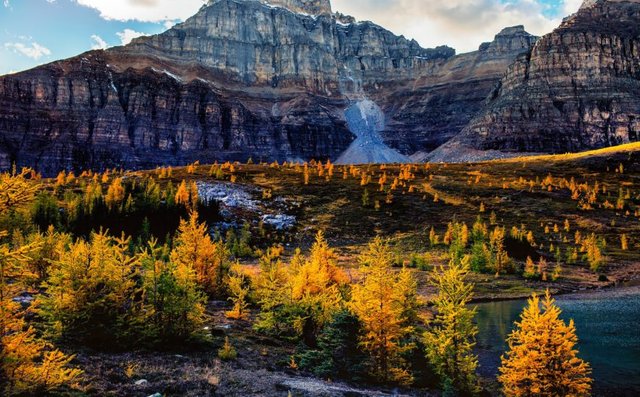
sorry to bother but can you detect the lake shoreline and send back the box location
[470,278,640,304]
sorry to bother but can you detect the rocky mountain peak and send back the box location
[0,0,546,172]
[581,0,640,8]
[430,0,640,162]
[580,0,599,8]
[478,25,538,53]
[496,25,526,35]
[209,0,332,15]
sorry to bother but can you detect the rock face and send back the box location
[0,0,536,173]
[252,0,333,15]
[431,0,640,161]
[379,25,538,154]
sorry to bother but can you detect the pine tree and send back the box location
[141,238,206,343]
[499,291,592,397]
[175,180,191,207]
[489,226,511,274]
[349,237,419,384]
[582,233,605,272]
[429,226,439,246]
[362,188,370,207]
[40,232,143,346]
[523,256,537,279]
[253,246,289,334]
[621,234,629,251]
[424,257,479,395]
[298,310,368,381]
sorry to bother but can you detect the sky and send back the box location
[0,0,584,75]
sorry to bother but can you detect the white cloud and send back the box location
[71,0,584,53]
[90,34,108,49]
[74,0,206,22]
[4,41,51,59]
[332,0,582,53]
[563,0,584,14]
[116,28,146,45]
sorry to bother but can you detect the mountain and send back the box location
[0,0,536,173]
[429,0,640,162]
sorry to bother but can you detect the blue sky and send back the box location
[0,0,582,75]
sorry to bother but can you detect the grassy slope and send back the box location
[143,143,639,299]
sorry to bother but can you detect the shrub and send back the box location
[218,337,237,361]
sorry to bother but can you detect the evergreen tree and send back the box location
[288,231,346,345]
[298,310,368,381]
[105,177,125,211]
[226,266,250,320]
[40,232,144,347]
[252,246,290,335]
[141,238,207,343]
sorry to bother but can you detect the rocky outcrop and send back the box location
[0,0,535,173]
[431,0,640,161]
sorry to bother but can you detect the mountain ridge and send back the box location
[428,0,640,162]
[0,0,536,173]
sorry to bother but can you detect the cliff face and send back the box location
[0,0,535,173]
[431,0,640,161]
[379,26,538,154]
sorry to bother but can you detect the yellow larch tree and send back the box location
[41,232,142,345]
[424,257,479,395]
[287,231,347,340]
[140,238,206,342]
[225,265,251,320]
[499,291,592,397]
[349,237,419,385]
[252,246,290,334]
[105,177,125,211]
[175,180,191,207]
[0,170,82,395]
[170,211,230,298]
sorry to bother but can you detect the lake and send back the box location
[473,287,640,396]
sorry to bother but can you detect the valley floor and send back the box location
[6,143,640,396]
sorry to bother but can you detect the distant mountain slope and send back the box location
[429,0,640,162]
[0,0,536,174]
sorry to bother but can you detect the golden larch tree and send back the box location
[286,232,347,341]
[0,170,82,395]
[499,291,592,397]
[349,237,419,385]
[424,257,479,395]
[105,177,126,211]
[170,211,230,297]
